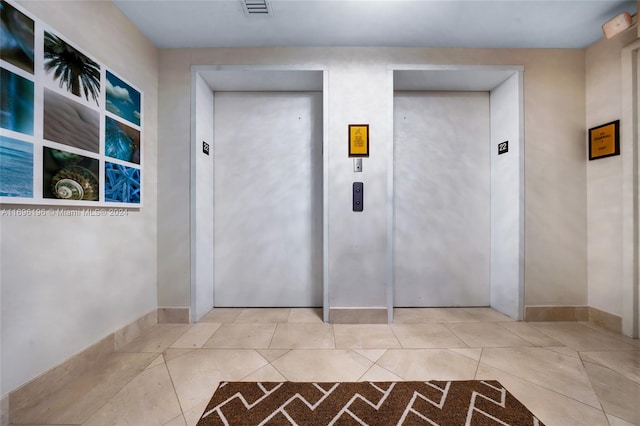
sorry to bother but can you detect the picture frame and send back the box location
[348,124,369,157]
[0,0,143,206]
[589,120,620,160]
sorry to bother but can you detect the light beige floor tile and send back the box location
[199,308,242,323]
[543,346,580,359]
[497,322,563,346]
[165,349,268,412]
[234,308,291,323]
[258,349,290,362]
[450,348,483,361]
[333,324,401,349]
[352,349,387,363]
[376,349,478,380]
[145,354,165,370]
[358,365,404,382]
[582,322,640,348]
[475,364,609,426]
[163,414,187,426]
[163,348,195,363]
[10,353,157,424]
[480,347,601,408]
[83,364,182,425]
[580,353,607,367]
[445,322,532,347]
[580,350,640,385]
[241,364,287,382]
[531,322,638,351]
[584,361,640,425]
[203,323,276,349]
[390,323,467,348]
[183,398,209,426]
[460,308,514,322]
[606,413,638,426]
[117,324,191,353]
[269,323,335,349]
[271,350,372,382]
[288,308,323,323]
[170,323,222,349]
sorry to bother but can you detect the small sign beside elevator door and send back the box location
[203,141,210,155]
[498,141,508,155]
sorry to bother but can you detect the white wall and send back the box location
[490,73,523,319]
[158,47,587,314]
[191,74,214,320]
[585,29,638,318]
[1,1,158,396]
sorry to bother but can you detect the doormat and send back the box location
[197,380,544,425]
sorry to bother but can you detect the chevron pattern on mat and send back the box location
[197,381,544,425]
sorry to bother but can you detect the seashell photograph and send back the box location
[42,146,99,201]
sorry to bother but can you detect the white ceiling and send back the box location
[113,0,636,49]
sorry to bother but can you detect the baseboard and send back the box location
[158,307,190,323]
[329,308,388,324]
[8,309,157,420]
[1,395,9,426]
[588,306,622,334]
[524,305,589,322]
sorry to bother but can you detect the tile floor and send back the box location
[9,307,640,425]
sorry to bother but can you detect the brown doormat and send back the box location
[197,381,544,425]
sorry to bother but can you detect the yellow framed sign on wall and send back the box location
[589,120,620,160]
[348,124,369,157]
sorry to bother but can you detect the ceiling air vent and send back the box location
[242,0,272,16]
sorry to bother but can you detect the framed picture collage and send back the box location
[0,0,143,207]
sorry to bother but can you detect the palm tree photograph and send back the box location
[44,31,100,106]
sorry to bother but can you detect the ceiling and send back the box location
[113,0,637,49]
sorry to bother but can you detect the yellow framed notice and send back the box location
[589,120,620,160]
[349,124,369,157]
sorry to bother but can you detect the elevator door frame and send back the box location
[387,65,525,322]
[190,65,329,322]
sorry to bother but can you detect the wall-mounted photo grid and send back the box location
[0,0,143,206]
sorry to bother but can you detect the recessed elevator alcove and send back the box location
[389,66,524,320]
[190,67,327,321]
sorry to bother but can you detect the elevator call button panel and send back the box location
[353,182,363,212]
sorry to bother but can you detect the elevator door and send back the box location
[214,92,323,307]
[394,92,490,306]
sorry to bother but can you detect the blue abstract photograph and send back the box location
[105,71,140,126]
[0,135,33,197]
[105,161,140,204]
[0,0,35,74]
[0,67,34,135]
[105,116,140,164]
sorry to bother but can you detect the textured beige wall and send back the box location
[586,28,638,316]
[157,47,587,310]
[2,1,158,395]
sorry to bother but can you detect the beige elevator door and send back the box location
[394,92,491,307]
[213,92,323,307]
